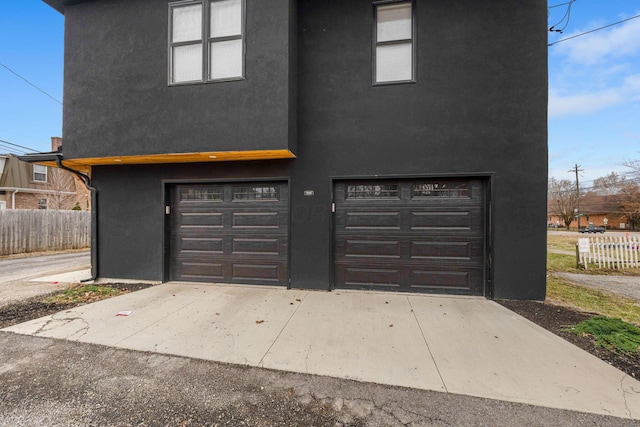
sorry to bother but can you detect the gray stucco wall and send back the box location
[60,0,548,300]
[288,0,548,299]
[62,0,295,158]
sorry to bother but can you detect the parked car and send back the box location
[579,224,605,234]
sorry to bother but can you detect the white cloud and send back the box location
[549,73,640,118]
[549,88,619,117]
[554,14,640,65]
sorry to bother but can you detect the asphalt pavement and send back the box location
[0,251,90,307]
[1,332,636,427]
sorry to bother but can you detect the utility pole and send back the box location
[568,164,583,231]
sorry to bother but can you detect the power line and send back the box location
[549,13,640,46]
[549,0,577,33]
[0,62,63,105]
[0,144,25,156]
[0,138,40,153]
[549,1,576,9]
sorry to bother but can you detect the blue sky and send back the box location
[0,0,63,155]
[548,0,640,187]
[1,1,639,188]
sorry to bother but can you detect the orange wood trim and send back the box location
[37,149,296,174]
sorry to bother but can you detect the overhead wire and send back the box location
[0,62,63,105]
[549,13,640,46]
[0,143,27,156]
[0,138,40,153]
[549,1,576,9]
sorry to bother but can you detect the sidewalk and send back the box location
[4,281,640,419]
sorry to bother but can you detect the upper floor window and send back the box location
[373,1,415,85]
[33,164,47,183]
[169,0,244,85]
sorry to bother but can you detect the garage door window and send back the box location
[347,184,399,199]
[233,185,279,201]
[412,181,469,198]
[181,186,223,201]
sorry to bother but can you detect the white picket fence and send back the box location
[577,235,640,270]
[0,209,91,256]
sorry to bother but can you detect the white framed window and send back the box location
[38,198,48,210]
[169,0,245,84]
[33,164,47,183]
[373,1,415,85]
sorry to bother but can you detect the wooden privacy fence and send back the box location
[577,235,640,270]
[0,209,91,256]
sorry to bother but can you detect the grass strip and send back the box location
[547,274,640,326]
[44,285,124,305]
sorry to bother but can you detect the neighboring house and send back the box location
[548,195,629,230]
[1,138,90,211]
[31,0,547,299]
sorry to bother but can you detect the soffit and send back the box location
[36,149,297,174]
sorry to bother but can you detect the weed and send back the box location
[44,285,125,305]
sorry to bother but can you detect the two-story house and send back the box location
[30,0,548,299]
[1,137,89,210]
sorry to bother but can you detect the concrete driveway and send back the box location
[3,281,640,420]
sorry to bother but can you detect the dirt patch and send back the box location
[0,283,151,329]
[498,299,640,379]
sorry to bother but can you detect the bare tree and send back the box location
[548,177,578,229]
[616,181,640,230]
[34,167,78,210]
[590,172,627,196]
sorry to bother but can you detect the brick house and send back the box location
[26,0,548,300]
[548,195,630,230]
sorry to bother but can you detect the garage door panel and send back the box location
[178,262,224,282]
[411,240,471,259]
[232,211,282,228]
[411,270,470,288]
[178,237,224,253]
[344,211,401,229]
[180,212,224,227]
[232,263,282,281]
[337,265,402,287]
[334,179,485,295]
[410,268,484,292]
[343,238,402,258]
[171,182,288,286]
[232,238,282,255]
[410,211,472,230]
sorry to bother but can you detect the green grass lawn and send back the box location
[547,233,579,252]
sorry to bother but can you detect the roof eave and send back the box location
[18,152,62,163]
[43,0,97,14]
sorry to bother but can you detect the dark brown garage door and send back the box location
[170,182,288,285]
[334,179,485,295]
